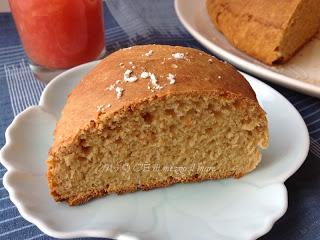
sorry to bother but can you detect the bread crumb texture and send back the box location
[47,45,268,205]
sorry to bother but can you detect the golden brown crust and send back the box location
[206,0,320,64]
[50,45,257,153]
[57,171,244,206]
[47,45,268,205]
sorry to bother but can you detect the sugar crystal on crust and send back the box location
[172,53,185,60]
[167,73,176,84]
[115,86,124,99]
[124,69,138,82]
[145,50,153,56]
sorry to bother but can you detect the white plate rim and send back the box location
[0,60,310,239]
[174,0,320,98]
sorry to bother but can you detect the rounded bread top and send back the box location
[51,44,258,151]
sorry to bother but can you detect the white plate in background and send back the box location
[0,0,10,12]
[175,0,320,98]
[0,61,309,240]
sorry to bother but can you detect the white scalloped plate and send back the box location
[175,0,320,97]
[0,61,309,240]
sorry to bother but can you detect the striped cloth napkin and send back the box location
[0,1,320,239]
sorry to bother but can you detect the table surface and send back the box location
[1,1,320,240]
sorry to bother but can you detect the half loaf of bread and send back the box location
[207,0,320,64]
[47,45,268,205]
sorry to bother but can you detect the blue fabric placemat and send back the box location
[0,1,320,239]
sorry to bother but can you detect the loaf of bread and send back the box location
[47,45,268,205]
[206,0,320,64]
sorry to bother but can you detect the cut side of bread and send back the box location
[47,45,268,205]
[206,0,320,65]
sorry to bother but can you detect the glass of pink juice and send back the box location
[9,0,106,82]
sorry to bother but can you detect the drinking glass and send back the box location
[9,0,106,82]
